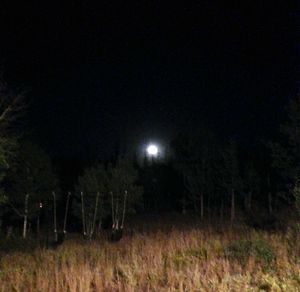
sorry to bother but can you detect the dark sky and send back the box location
[0,1,298,161]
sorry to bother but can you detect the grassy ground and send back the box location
[0,217,300,291]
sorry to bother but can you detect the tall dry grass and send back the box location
[0,221,299,291]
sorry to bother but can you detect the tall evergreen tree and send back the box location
[271,96,300,186]
[271,96,300,215]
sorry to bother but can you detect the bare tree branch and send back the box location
[0,79,26,133]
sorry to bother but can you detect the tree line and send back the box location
[0,75,300,241]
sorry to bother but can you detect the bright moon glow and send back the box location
[147,144,158,156]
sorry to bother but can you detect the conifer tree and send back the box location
[271,96,300,186]
[271,96,300,214]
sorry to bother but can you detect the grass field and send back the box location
[0,216,300,291]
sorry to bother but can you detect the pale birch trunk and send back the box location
[121,191,127,229]
[53,191,58,241]
[90,192,99,239]
[80,192,86,236]
[111,191,115,228]
[23,194,29,239]
[63,192,71,234]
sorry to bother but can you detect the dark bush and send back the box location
[224,238,275,265]
[0,237,38,253]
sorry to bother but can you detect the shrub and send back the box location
[224,239,252,262]
[0,237,38,254]
[252,239,275,265]
[224,238,275,265]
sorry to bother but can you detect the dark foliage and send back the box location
[47,232,65,249]
[109,228,123,242]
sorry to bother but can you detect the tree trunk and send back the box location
[182,197,186,215]
[247,191,252,211]
[63,192,71,234]
[245,191,252,211]
[267,174,272,214]
[220,198,224,220]
[97,219,102,235]
[6,226,13,238]
[87,214,92,238]
[90,192,99,239]
[23,194,29,239]
[274,193,278,212]
[121,190,127,229]
[268,192,273,214]
[230,189,235,223]
[111,191,115,228]
[37,215,40,240]
[115,196,119,229]
[80,192,86,236]
[200,193,204,220]
[53,191,58,241]
[207,193,211,220]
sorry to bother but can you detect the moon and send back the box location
[147,144,158,156]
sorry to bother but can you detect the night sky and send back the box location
[0,1,298,162]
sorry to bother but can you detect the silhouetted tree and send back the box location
[271,96,300,209]
[6,142,57,238]
[0,138,16,205]
[171,129,218,219]
[74,165,108,238]
[292,181,300,219]
[73,158,142,239]
[0,74,25,205]
[107,158,143,236]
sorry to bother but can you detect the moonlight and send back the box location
[147,144,158,156]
